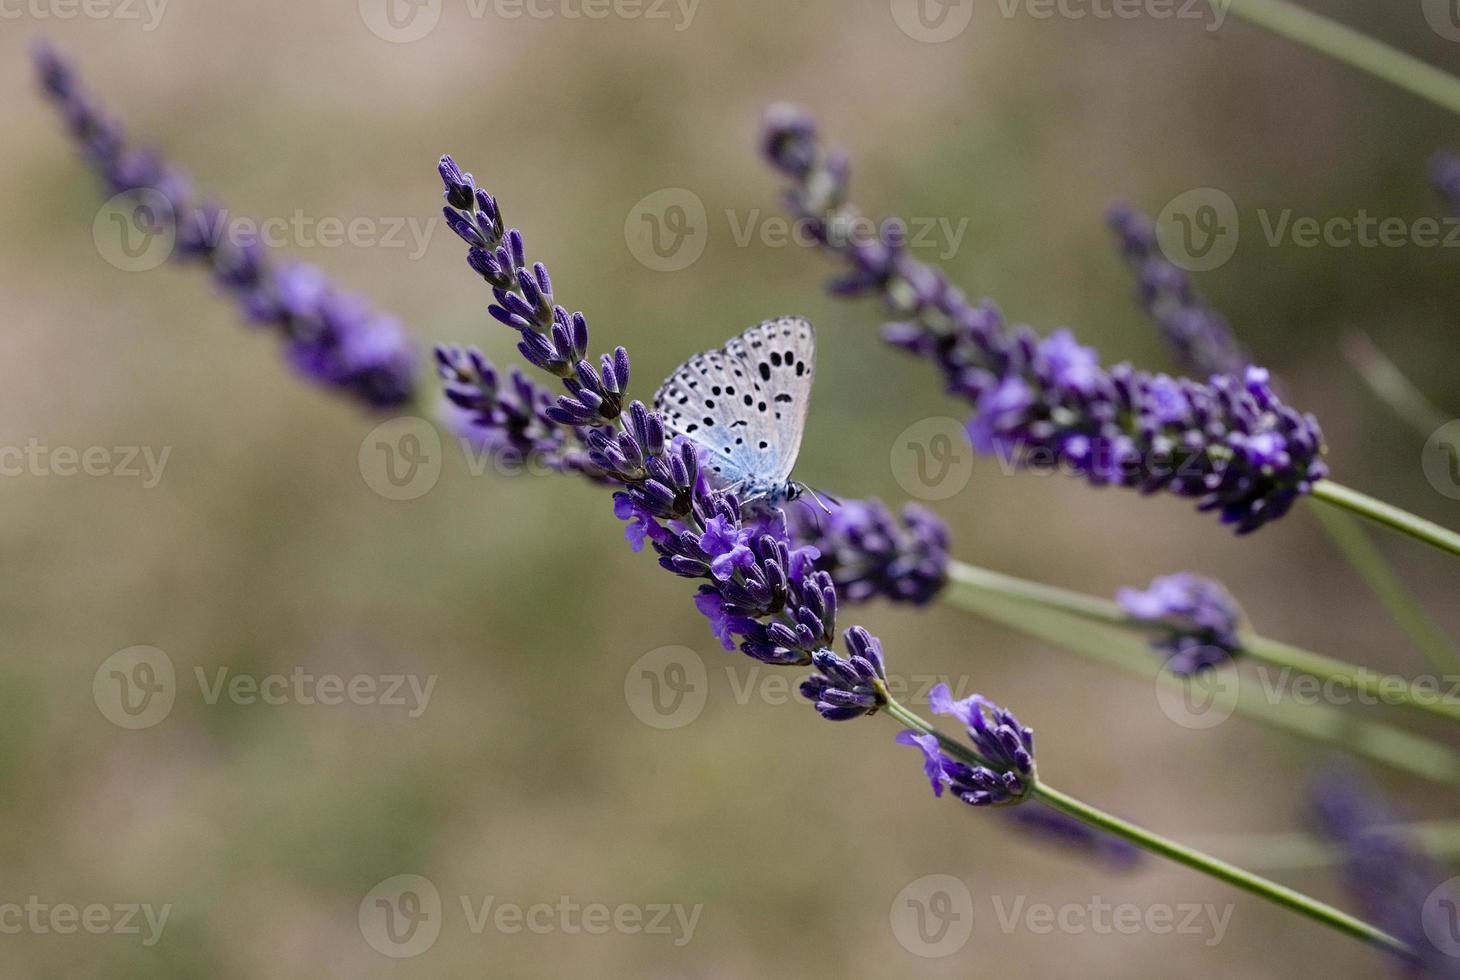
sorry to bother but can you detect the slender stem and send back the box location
[1032,782,1410,957]
[1215,0,1460,118]
[1195,819,1460,872]
[1309,504,1460,674]
[1342,331,1451,440]
[882,696,1410,957]
[1312,480,1460,561]
[945,561,1460,725]
[941,571,1460,786]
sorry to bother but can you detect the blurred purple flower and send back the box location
[33,42,417,410]
[1106,203,1248,379]
[1118,573,1244,675]
[790,498,949,605]
[1310,770,1460,978]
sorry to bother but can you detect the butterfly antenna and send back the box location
[798,482,833,515]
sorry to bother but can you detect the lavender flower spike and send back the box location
[763,104,1328,533]
[896,683,1036,807]
[790,498,949,606]
[1117,573,1244,675]
[1310,770,1460,977]
[1106,203,1248,378]
[435,155,904,693]
[435,345,601,476]
[33,42,417,410]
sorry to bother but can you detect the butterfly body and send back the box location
[654,316,816,510]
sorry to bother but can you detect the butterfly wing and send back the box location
[653,316,816,492]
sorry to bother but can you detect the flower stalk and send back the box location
[882,694,1410,957]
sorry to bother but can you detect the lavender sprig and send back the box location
[894,683,1036,807]
[763,104,1328,534]
[435,155,913,705]
[1117,573,1244,675]
[438,155,628,428]
[435,345,600,475]
[33,43,417,410]
[1106,203,1248,378]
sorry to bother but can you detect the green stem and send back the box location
[941,569,1460,786]
[946,561,1460,725]
[1312,480,1460,561]
[1032,782,1409,957]
[1310,504,1460,674]
[1342,331,1451,440]
[1195,819,1460,872]
[881,697,1410,957]
[1216,0,1460,118]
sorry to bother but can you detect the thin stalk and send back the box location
[880,697,1410,957]
[946,561,1460,725]
[940,576,1460,786]
[1215,0,1460,118]
[1310,504,1460,674]
[1342,331,1451,439]
[1194,819,1460,872]
[1033,782,1409,956]
[1312,480,1460,561]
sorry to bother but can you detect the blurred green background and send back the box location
[5,0,1460,975]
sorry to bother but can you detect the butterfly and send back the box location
[653,316,817,511]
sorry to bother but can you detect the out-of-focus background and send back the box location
[4,0,1460,975]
